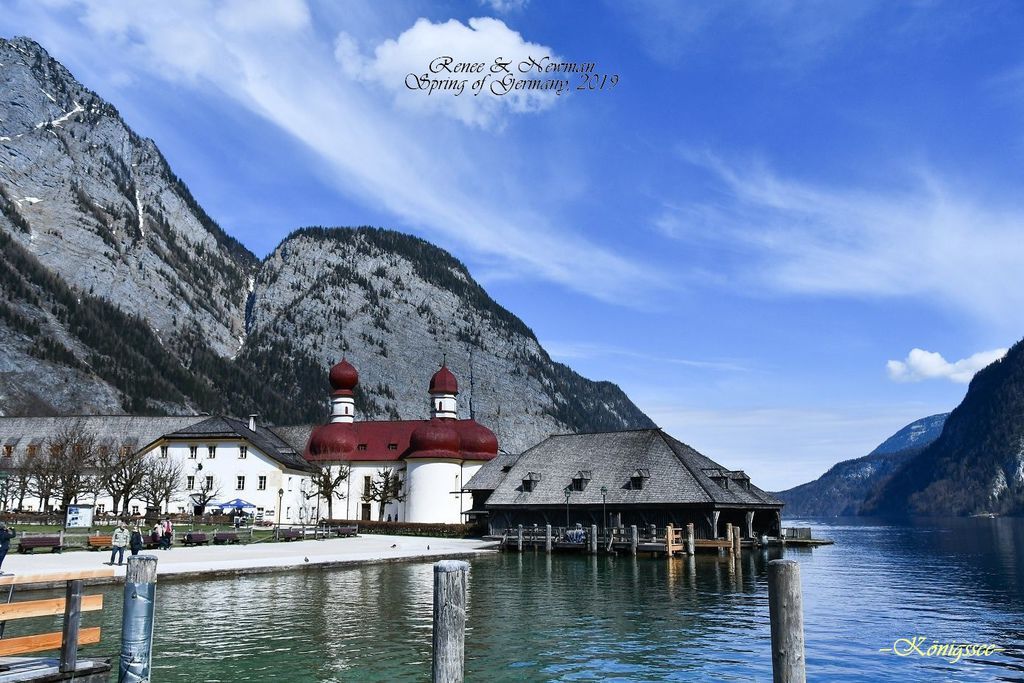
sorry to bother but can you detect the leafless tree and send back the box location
[139,457,184,514]
[0,451,32,511]
[189,474,221,515]
[95,434,147,514]
[305,464,350,521]
[33,422,98,511]
[363,467,405,521]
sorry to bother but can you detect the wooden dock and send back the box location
[0,569,114,682]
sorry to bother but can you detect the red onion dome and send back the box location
[429,365,458,395]
[456,420,498,458]
[408,419,460,458]
[329,358,359,395]
[305,422,356,462]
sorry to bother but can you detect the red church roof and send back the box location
[303,419,497,463]
[429,365,458,395]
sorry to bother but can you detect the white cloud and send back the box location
[22,1,662,305]
[657,152,1024,327]
[886,347,1006,384]
[543,340,746,372]
[336,17,563,129]
[480,0,530,14]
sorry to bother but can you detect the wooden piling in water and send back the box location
[545,524,552,553]
[665,524,675,556]
[725,523,733,555]
[629,525,638,556]
[768,559,806,683]
[589,525,598,555]
[686,523,695,556]
[432,560,469,683]
[119,555,158,683]
[516,525,523,552]
[59,579,83,673]
[733,525,741,555]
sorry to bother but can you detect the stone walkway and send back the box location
[2,534,498,583]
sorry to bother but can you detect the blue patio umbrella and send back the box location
[218,498,256,510]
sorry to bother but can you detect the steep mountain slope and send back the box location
[776,414,947,516]
[866,338,1024,516]
[249,227,654,453]
[0,37,654,448]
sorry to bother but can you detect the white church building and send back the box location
[304,359,499,523]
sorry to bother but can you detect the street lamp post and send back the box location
[277,488,284,528]
[600,486,608,534]
[563,485,571,529]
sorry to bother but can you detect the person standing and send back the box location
[150,522,162,548]
[129,524,143,556]
[161,517,173,550]
[110,523,129,566]
[0,523,17,574]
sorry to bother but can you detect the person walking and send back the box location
[160,517,173,550]
[129,524,143,556]
[110,523,129,566]
[0,523,17,575]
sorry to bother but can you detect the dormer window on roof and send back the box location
[522,471,542,492]
[571,470,592,491]
[629,468,650,490]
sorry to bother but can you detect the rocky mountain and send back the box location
[0,37,653,450]
[776,413,947,516]
[865,338,1024,516]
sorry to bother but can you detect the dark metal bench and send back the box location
[278,528,303,541]
[334,525,358,537]
[213,531,241,545]
[182,532,210,546]
[17,536,62,554]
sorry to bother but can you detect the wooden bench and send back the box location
[86,535,113,551]
[334,525,358,537]
[278,528,303,541]
[213,531,241,545]
[182,532,209,547]
[17,536,63,554]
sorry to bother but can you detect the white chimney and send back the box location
[248,414,258,431]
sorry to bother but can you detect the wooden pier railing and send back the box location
[500,524,751,556]
[0,568,114,682]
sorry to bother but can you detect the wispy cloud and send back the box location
[14,1,663,305]
[656,152,1024,327]
[479,0,529,14]
[887,347,1006,384]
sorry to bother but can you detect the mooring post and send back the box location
[119,555,158,683]
[768,559,806,683]
[59,578,83,673]
[589,524,598,555]
[665,524,675,555]
[517,524,523,552]
[629,525,638,556]
[432,560,469,683]
[545,524,552,553]
[686,523,695,556]
[725,523,734,555]
[733,525,742,555]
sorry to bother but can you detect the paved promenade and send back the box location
[2,534,498,583]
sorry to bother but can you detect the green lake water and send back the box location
[16,517,1024,681]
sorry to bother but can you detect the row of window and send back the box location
[183,475,267,491]
[162,445,249,459]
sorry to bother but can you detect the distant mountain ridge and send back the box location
[0,36,654,450]
[775,414,948,516]
[866,338,1024,516]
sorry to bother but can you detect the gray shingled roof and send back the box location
[0,415,200,455]
[465,454,521,490]
[272,424,315,453]
[162,417,312,472]
[483,429,782,509]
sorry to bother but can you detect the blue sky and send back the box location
[3,0,1023,490]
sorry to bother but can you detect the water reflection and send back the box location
[68,518,1024,681]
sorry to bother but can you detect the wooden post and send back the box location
[745,510,754,539]
[665,524,674,555]
[768,559,806,683]
[733,525,742,555]
[432,560,469,683]
[686,523,695,556]
[725,523,733,554]
[629,525,638,556]
[648,524,656,540]
[119,555,158,683]
[59,579,83,673]
[544,524,552,553]
[589,524,598,555]
[516,524,523,552]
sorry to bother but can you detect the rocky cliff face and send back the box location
[775,414,947,516]
[0,37,653,449]
[866,338,1024,516]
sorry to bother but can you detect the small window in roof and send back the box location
[357,444,368,451]
[572,470,591,492]
[522,471,541,492]
[629,469,650,490]
[387,443,398,451]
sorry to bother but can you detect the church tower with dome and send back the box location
[304,359,498,524]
